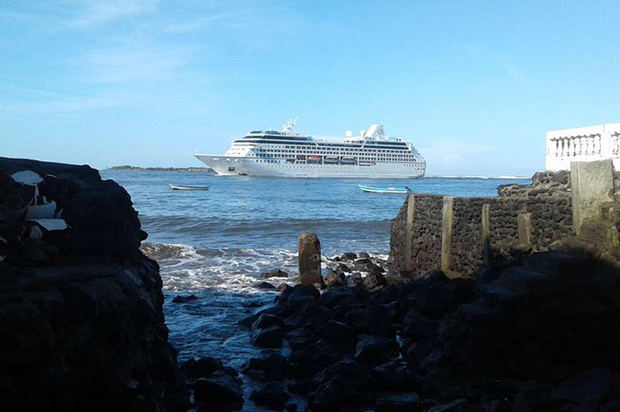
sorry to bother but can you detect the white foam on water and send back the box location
[142,242,299,292]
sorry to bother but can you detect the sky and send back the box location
[1,0,619,176]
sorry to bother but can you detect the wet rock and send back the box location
[344,303,395,337]
[180,356,225,380]
[284,326,316,351]
[315,319,357,346]
[401,308,438,339]
[286,284,320,307]
[358,252,371,260]
[253,281,276,290]
[550,368,613,411]
[288,342,343,378]
[298,232,323,286]
[320,286,367,308]
[251,313,282,329]
[375,393,422,412]
[262,269,289,279]
[238,312,261,329]
[334,262,352,273]
[426,398,467,412]
[194,371,244,410]
[250,382,291,410]
[354,335,398,366]
[242,354,289,381]
[277,283,291,293]
[347,272,363,287]
[323,271,346,289]
[309,359,370,410]
[363,270,388,291]
[405,339,434,368]
[282,304,330,331]
[250,325,283,348]
[341,252,357,261]
[371,360,417,391]
[172,294,198,303]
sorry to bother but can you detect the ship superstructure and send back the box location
[195,119,426,178]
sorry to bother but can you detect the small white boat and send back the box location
[358,184,411,194]
[169,184,210,191]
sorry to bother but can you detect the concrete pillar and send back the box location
[298,232,323,286]
[570,159,614,235]
[441,196,454,276]
[404,194,415,272]
[517,212,532,248]
[481,203,490,264]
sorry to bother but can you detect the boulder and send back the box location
[250,325,283,348]
[194,371,244,410]
[250,382,291,410]
[298,232,323,286]
[251,313,282,329]
[375,393,422,412]
[354,335,398,366]
[180,356,225,380]
[323,271,346,289]
[315,319,357,346]
[341,252,357,261]
[242,354,289,381]
[309,359,370,410]
[363,270,388,291]
[172,294,198,303]
[286,285,320,307]
[550,368,613,411]
[261,269,289,279]
[253,281,276,290]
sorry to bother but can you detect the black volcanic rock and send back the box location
[172,294,199,303]
[250,382,291,410]
[0,157,186,411]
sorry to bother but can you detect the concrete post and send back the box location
[404,194,415,272]
[517,212,532,248]
[570,159,614,235]
[298,232,323,286]
[441,196,454,276]
[481,203,490,264]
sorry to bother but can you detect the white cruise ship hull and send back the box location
[195,154,425,178]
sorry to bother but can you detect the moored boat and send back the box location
[169,184,210,191]
[358,184,411,194]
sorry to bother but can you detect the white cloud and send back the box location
[68,0,158,28]
[419,139,496,175]
[82,45,192,83]
[0,93,134,115]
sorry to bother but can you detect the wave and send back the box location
[140,216,392,236]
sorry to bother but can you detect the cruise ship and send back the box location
[195,119,426,178]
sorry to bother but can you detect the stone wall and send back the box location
[389,169,577,278]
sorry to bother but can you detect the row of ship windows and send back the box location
[258,154,414,161]
[262,147,408,154]
[252,159,420,166]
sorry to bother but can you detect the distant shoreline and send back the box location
[105,165,214,172]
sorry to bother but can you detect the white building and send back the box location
[545,122,620,171]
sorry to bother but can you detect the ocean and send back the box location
[99,170,530,369]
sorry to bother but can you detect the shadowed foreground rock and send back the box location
[244,250,620,411]
[0,157,187,411]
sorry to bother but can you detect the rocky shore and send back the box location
[0,157,186,411]
[3,156,620,411]
[220,250,620,411]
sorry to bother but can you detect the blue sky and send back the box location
[1,0,619,175]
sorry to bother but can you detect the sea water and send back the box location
[100,170,530,368]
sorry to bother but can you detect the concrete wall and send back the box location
[545,122,620,171]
